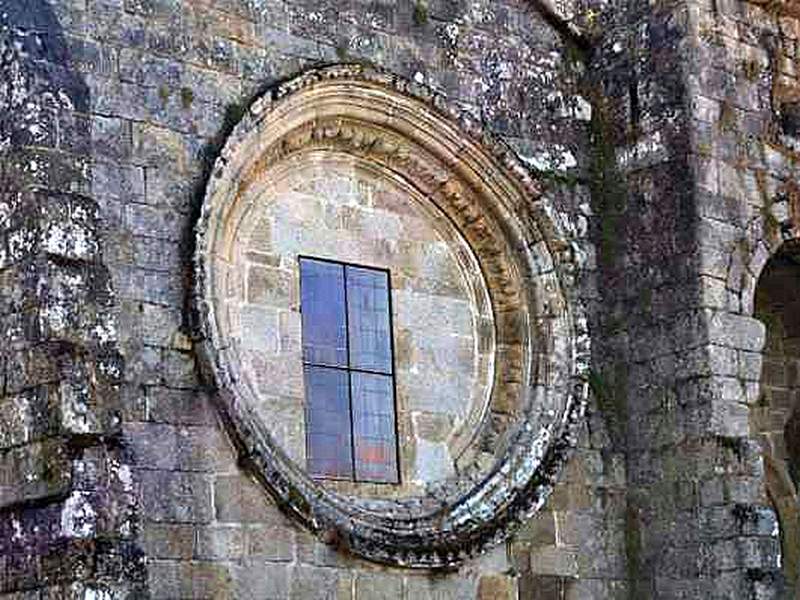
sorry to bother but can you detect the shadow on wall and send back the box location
[0,0,90,151]
[754,240,800,599]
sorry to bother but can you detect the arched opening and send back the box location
[754,240,800,597]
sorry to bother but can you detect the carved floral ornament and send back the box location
[194,64,590,568]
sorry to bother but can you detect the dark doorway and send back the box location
[754,240,800,597]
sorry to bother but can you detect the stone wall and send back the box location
[0,0,626,598]
[687,0,800,597]
[0,1,146,596]
[4,0,799,598]
[580,0,800,596]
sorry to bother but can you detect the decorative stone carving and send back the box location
[194,64,589,568]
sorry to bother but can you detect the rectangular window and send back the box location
[299,257,399,484]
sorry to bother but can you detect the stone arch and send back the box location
[753,239,800,598]
[736,187,800,316]
[194,64,590,568]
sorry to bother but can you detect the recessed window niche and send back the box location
[232,157,494,498]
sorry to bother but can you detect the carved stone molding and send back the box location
[194,64,589,568]
[747,0,800,18]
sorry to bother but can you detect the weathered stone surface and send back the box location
[230,562,290,599]
[477,574,515,600]
[143,523,195,559]
[354,572,403,600]
[140,470,213,523]
[2,0,799,596]
[213,474,275,523]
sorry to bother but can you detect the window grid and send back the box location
[299,256,400,485]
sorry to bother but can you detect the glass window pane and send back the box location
[300,258,348,368]
[346,266,392,374]
[304,366,353,479]
[351,372,398,483]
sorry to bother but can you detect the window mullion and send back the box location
[342,265,358,481]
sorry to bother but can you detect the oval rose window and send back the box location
[194,64,589,568]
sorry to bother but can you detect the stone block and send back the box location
[240,305,281,354]
[724,476,763,504]
[123,343,162,386]
[143,523,194,559]
[706,311,767,353]
[709,399,750,437]
[139,470,213,524]
[148,560,233,599]
[119,47,181,88]
[412,439,455,484]
[144,165,196,214]
[699,477,725,506]
[92,160,146,203]
[405,574,476,600]
[127,236,183,273]
[124,203,181,242]
[515,511,556,545]
[91,115,132,163]
[519,574,574,600]
[147,561,181,600]
[295,530,357,569]
[0,386,61,450]
[354,572,403,600]
[195,525,245,560]
[116,301,182,348]
[548,482,592,511]
[125,423,229,472]
[113,265,185,306]
[247,265,297,308]
[146,388,217,426]
[529,546,581,577]
[473,542,511,574]
[290,566,348,600]
[246,525,294,563]
[160,348,199,389]
[477,574,515,600]
[565,578,628,600]
[231,562,290,599]
[131,121,191,168]
[0,439,71,509]
[214,474,276,523]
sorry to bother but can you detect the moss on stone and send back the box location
[742,58,762,82]
[586,88,626,269]
[762,195,782,242]
[413,1,429,26]
[718,101,738,132]
[158,85,171,105]
[624,503,643,588]
[714,434,748,462]
[180,87,194,109]
[588,367,628,448]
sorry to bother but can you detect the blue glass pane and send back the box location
[304,366,353,479]
[346,266,392,374]
[351,372,398,483]
[300,258,348,368]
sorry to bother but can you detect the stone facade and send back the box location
[0,1,798,599]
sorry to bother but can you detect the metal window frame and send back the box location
[298,255,401,485]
